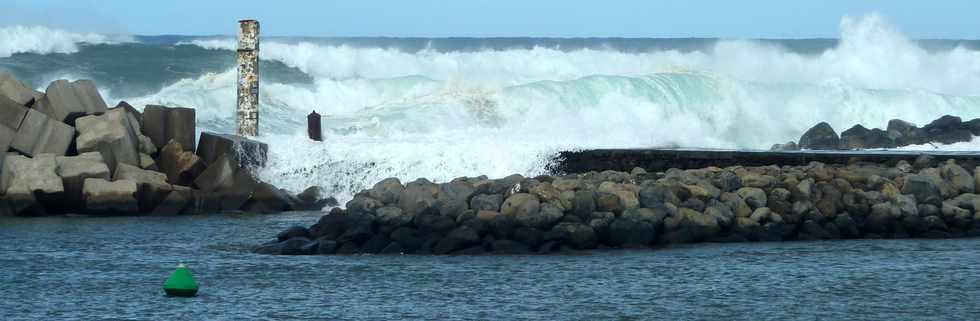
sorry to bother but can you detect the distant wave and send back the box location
[0,25,133,58]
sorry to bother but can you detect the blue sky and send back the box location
[3,0,979,39]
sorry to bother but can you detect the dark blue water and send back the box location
[2,213,980,320]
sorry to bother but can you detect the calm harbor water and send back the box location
[2,212,979,320]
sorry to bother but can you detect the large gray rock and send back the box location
[157,139,205,186]
[0,95,28,130]
[193,154,235,192]
[436,181,474,219]
[663,207,720,243]
[151,186,193,215]
[608,218,655,247]
[11,109,75,157]
[75,109,147,167]
[33,79,107,124]
[56,152,111,210]
[368,177,403,205]
[0,126,12,182]
[242,182,292,214]
[82,178,138,214]
[398,178,439,216]
[901,174,943,207]
[501,193,540,219]
[941,162,975,194]
[197,132,268,168]
[142,105,196,151]
[798,122,840,150]
[839,124,895,149]
[0,71,42,106]
[551,222,598,249]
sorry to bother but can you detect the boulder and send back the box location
[887,119,917,141]
[75,109,144,167]
[469,193,503,211]
[901,175,943,207]
[436,181,474,219]
[293,186,333,211]
[0,95,28,130]
[0,126,13,181]
[376,206,412,227]
[516,202,563,229]
[196,132,268,168]
[242,182,293,214]
[157,140,205,186]
[551,222,598,249]
[839,124,895,149]
[608,218,655,247]
[501,193,541,219]
[82,178,138,214]
[11,109,75,157]
[663,207,720,243]
[921,115,972,145]
[139,153,157,170]
[736,187,768,209]
[941,162,975,194]
[433,226,481,254]
[141,105,196,151]
[368,177,403,205]
[55,152,111,210]
[33,79,107,124]
[798,122,840,150]
[0,71,42,106]
[398,178,439,216]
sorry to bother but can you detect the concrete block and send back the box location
[56,152,111,210]
[4,154,64,215]
[0,71,42,107]
[193,153,235,192]
[75,109,140,167]
[34,79,107,124]
[11,109,75,157]
[157,139,204,186]
[82,178,138,214]
[113,163,172,213]
[143,105,195,152]
[196,132,267,168]
[0,95,28,130]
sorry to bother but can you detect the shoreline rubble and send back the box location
[0,72,334,216]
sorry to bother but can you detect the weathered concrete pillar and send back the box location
[237,20,260,137]
[307,111,322,142]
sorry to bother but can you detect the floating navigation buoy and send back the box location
[163,263,199,297]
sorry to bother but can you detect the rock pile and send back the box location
[774,115,980,150]
[0,72,332,216]
[258,157,980,255]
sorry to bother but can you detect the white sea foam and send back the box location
[0,25,132,58]
[116,13,980,205]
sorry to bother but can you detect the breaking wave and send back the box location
[0,25,133,58]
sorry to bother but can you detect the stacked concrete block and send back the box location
[34,79,108,124]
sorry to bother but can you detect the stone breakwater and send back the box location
[258,156,980,255]
[0,72,332,216]
[774,115,980,151]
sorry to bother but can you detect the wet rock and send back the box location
[736,187,767,209]
[156,140,205,186]
[436,181,474,219]
[433,226,480,254]
[501,193,540,219]
[379,242,404,255]
[608,218,655,247]
[770,141,799,151]
[798,122,840,150]
[921,115,973,144]
[196,132,268,168]
[277,226,309,242]
[839,124,895,149]
[376,206,412,227]
[82,178,138,214]
[901,175,943,207]
[242,183,293,214]
[490,240,531,254]
[398,178,439,216]
[941,162,975,194]
[663,207,720,243]
[551,222,597,249]
[293,186,334,211]
[368,178,403,205]
[469,193,503,211]
[572,190,597,219]
[346,195,383,216]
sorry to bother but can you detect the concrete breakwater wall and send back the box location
[0,72,332,216]
[258,156,980,255]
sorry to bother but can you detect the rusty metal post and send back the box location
[307,111,322,141]
[237,20,260,136]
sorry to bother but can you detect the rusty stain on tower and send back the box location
[237,20,260,136]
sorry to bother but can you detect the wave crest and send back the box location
[0,25,133,58]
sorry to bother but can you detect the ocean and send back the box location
[3,14,980,203]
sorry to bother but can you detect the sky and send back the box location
[1,0,979,39]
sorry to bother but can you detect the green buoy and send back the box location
[163,263,199,297]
